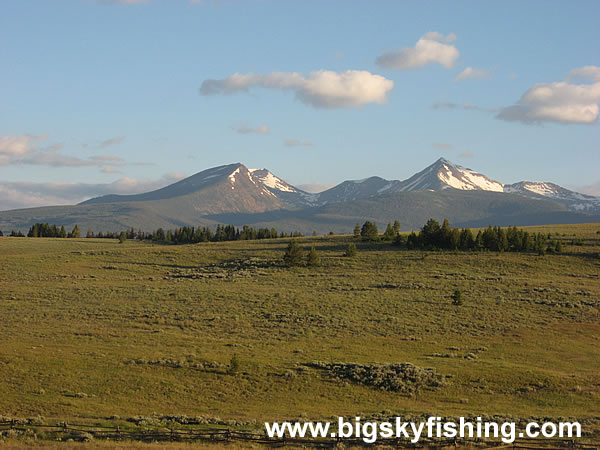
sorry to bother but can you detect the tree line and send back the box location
[13,223,302,244]
[352,218,562,254]
[26,223,81,238]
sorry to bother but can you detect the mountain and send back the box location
[504,181,600,213]
[82,163,289,214]
[1,158,598,234]
[306,158,599,214]
[248,168,319,207]
[315,176,396,204]
[393,158,504,192]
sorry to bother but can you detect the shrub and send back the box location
[306,361,446,393]
[228,354,240,375]
[451,288,463,306]
[283,239,304,266]
[306,245,320,266]
[344,243,357,257]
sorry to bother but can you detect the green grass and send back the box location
[0,223,599,428]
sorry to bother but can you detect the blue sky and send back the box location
[1,0,599,209]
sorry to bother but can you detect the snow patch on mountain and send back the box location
[228,167,241,183]
[439,166,504,191]
[250,168,297,193]
[503,181,600,213]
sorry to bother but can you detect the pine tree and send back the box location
[383,223,396,241]
[306,245,320,266]
[392,220,401,235]
[421,218,441,248]
[459,228,475,250]
[353,223,361,238]
[440,218,452,248]
[360,221,378,241]
[70,225,80,238]
[283,239,304,266]
[119,232,127,244]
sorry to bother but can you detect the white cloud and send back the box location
[566,65,600,82]
[0,135,45,162]
[0,134,148,170]
[200,70,394,108]
[497,68,600,125]
[454,66,491,82]
[0,173,186,211]
[234,125,270,135]
[458,151,473,159]
[375,32,459,70]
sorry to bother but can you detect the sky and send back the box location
[1,0,599,210]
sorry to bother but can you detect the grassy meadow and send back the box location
[1,223,599,434]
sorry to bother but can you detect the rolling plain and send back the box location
[1,223,599,441]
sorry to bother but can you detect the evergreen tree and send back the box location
[392,220,401,235]
[283,239,304,266]
[459,228,475,250]
[406,232,419,250]
[449,228,461,250]
[475,230,484,250]
[70,225,80,238]
[383,223,396,241]
[360,221,378,241]
[306,245,320,266]
[353,223,361,238]
[393,233,406,246]
[440,219,452,248]
[119,232,127,244]
[420,218,441,248]
[154,228,166,241]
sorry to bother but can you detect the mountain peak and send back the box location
[394,158,504,193]
[249,168,299,193]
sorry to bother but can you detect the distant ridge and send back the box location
[1,158,598,233]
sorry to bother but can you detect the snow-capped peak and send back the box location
[394,158,504,193]
[505,181,560,197]
[249,168,297,193]
[437,160,504,192]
